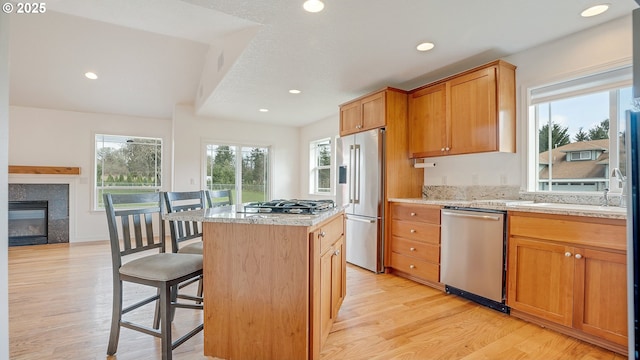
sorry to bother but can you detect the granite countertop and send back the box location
[389,198,627,220]
[163,203,345,226]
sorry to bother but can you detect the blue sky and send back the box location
[537,86,633,140]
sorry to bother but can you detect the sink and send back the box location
[509,202,627,214]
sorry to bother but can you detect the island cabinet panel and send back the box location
[387,202,442,289]
[408,60,516,158]
[202,211,346,360]
[507,212,627,355]
[310,213,346,360]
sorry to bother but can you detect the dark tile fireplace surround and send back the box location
[8,184,69,246]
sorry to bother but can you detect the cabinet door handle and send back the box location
[410,212,416,216]
[334,249,341,256]
[409,247,416,252]
[410,229,416,233]
[575,254,583,259]
[445,147,450,151]
[319,231,326,238]
[565,252,572,257]
[409,264,416,269]
[440,148,445,152]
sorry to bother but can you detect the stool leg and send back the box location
[196,276,203,304]
[107,279,123,355]
[160,282,173,360]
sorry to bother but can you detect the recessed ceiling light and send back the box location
[259,108,269,112]
[303,0,324,13]
[580,4,609,17]
[84,72,98,80]
[289,89,301,94]
[416,42,435,52]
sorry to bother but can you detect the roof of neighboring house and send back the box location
[557,139,608,153]
[538,139,609,179]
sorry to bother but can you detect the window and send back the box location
[205,144,269,203]
[569,151,593,161]
[310,138,332,194]
[95,134,162,209]
[529,66,633,192]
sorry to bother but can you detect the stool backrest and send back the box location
[103,192,165,270]
[163,190,206,253]
[206,189,233,208]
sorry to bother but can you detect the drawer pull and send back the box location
[564,252,572,257]
[575,253,583,259]
[409,247,416,252]
[409,264,416,269]
[410,229,416,233]
[319,231,326,238]
[410,212,416,216]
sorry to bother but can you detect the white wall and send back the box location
[298,114,339,200]
[172,104,300,199]
[422,15,632,189]
[8,106,172,242]
[0,11,10,360]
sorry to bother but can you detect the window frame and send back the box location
[202,141,272,204]
[94,133,163,210]
[309,137,333,195]
[525,64,632,194]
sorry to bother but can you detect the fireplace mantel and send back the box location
[9,165,80,175]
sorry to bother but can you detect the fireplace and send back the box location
[8,184,70,245]
[9,201,48,246]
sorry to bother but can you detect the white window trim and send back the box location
[93,133,163,210]
[200,139,272,203]
[523,61,632,194]
[309,137,333,196]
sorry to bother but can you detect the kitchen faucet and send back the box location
[611,168,626,207]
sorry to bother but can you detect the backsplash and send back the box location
[422,185,520,200]
[422,185,623,207]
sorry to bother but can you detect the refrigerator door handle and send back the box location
[354,144,361,204]
[345,214,375,223]
[349,145,355,204]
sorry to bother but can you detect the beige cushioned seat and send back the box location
[120,253,202,282]
[177,241,203,255]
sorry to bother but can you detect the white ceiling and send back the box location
[7,0,639,126]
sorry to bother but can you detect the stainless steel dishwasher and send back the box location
[440,207,509,313]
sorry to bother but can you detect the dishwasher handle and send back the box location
[441,210,502,221]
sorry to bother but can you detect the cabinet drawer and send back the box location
[509,213,625,251]
[390,252,439,282]
[319,214,345,253]
[391,220,440,244]
[391,237,439,263]
[391,203,441,224]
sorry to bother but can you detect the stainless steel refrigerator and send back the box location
[336,128,385,273]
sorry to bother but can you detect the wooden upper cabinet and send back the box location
[408,60,516,158]
[339,101,362,136]
[339,88,391,136]
[408,84,447,157]
[448,66,497,155]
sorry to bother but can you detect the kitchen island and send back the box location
[164,205,346,360]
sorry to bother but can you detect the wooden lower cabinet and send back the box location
[387,202,442,289]
[507,212,627,354]
[202,212,346,360]
[311,214,346,359]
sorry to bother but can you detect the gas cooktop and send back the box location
[243,199,335,214]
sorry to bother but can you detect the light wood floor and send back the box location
[9,242,625,360]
